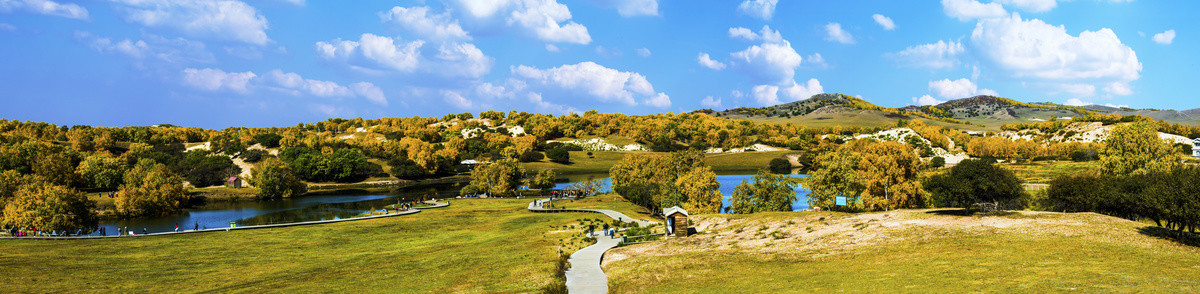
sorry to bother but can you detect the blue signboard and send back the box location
[835,196,847,206]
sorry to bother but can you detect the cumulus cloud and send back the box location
[929,78,997,99]
[737,0,778,21]
[700,96,722,108]
[752,79,823,106]
[183,68,256,93]
[824,23,855,44]
[512,61,669,107]
[872,14,895,30]
[971,13,1141,96]
[381,6,470,41]
[266,70,352,97]
[1103,82,1133,96]
[729,25,783,43]
[996,0,1057,13]
[636,48,651,57]
[697,53,726,70]
[316,33,492,79]
[447,0,591,44]
[1152,29,1175,45]
[78,31,215,66]
[942,0,1007,21]
[110,0,271,45]
[729,38,804,85]
[545,44,561,52]
[913,95,945,106]
[0,23,15,32]
[590,0,658,17]
[527,92,579,114]
[352,82,387,105]
[887,40,965,70]
[442,90,473,108]
[1064,98,1090,106]
[0,0,88,20]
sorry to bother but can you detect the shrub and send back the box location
[239,149,271,163]
[924,159,1026,209]
[253,133,283,148]
[928,156,946,169]
[768,158,791,174]
[546,147,570,164]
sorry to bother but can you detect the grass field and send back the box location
[603,209,1200,293]
[1000,161,1099,184]
[550,193,658,222]
[0,199,601,293]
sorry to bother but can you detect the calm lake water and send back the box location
[94,174,809,235]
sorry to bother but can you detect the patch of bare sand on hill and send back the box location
[602,209,1149,267]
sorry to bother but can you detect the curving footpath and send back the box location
[4,200,450,240]
[528,198,655,294]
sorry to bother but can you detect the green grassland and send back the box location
[0,199,596,293]
[549,193,658,221]
[604,209,1200,293]
[1000,161,1100,184]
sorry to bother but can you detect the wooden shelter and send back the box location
[663,206,690,237]
[226,177,243,189]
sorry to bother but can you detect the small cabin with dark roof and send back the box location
[663,206,690,237]
[226,176,243,189]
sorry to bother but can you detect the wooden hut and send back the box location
[226,177,243,188]
[663,206,690,237]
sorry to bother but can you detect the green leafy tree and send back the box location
[76,154,127,190]
[768,158,791,174]
[461,158,524,196]
[545,147,570,164]
[388,158,430,180]
[1100,121,1179,176]
[804,149,864,209]
[928,156,946,169]
[610,150,720,215]
[253,133,283,148]
[175,150,240,187]
[117,160,189,217]
[249,159,306,198]
[676,166,723,214]
[2,183,97,232]
[528,169,557,190]
[729,170,799,214]
[33,152,77,186]
[924,159,1027,210]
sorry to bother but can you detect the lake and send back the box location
[93,173,810,235]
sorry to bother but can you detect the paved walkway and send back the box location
[527,198,656,227]
[527,198,657,293]
[565,231,621,294]
[4,201,450,240]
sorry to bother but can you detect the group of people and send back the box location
[102,191,120,198]
[586,223,617,238]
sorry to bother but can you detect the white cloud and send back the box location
[442,90,473,108]
[872,14,895,30]
[0,0,88,20]
[381,6,470,41]
[0,23,15,32]
[700,96,722,108]
[729,25,782,43]
[805,53,826,68]
[824,23,854,44]
[971,13,1141,96]
[316,33,492,79]
[1103,103,1129,108]
[941,0,1007,21]
[78,31,215,66]
[591,0,658,17]
[913,95,945,106]
[511,61,667,107]
[996,0,1057,13]
[887,40,965,69]
[448,0,591,44]
[182,68,256,93]
[1103,82,1133,96]
[729,38,804,85]
[697,53,726,70]
[110,0,271,45]
[737,0,778,21]
[545,44,561,52]
[929,78,997,99]
[752,79,822,106]
[352,82,388,106]
[276,0,304,6]
[1152,29,1175,45]
[636,47,651,57]
[1064,98,1090,106]
[595,45,622,58]
[527,92,579,114]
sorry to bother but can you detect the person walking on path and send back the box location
[194,221,199,231]
[602,223,610,237]
[587,224,595,237]
[174,224,179,232]
[142,227,147,235]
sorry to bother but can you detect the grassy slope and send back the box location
[521,150,792,176]
[550,193,658,221]
[1000,161,1099,184]
[604,210,1200,293]
[0,199,596,293]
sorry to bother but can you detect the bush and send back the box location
[239,149,271,163]
[1070,149,1098,162]
[278,147,376,183]
[924,159,1026,210]
[928,156,946,169]
[2,183,97,233]
[175,151,240,188]
[249,159,306,198]
[768,158,791,174]
[388,158,429,180]
[118,160,189,217]
[253,133,283,148]
[546,147,570,164]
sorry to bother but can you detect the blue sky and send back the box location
[0,0,1193,128]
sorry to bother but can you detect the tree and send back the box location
[175,151,240,187]
[76,154,126,190]
[729,170,799,214]
[928,156,946,169]
[461,158,524,196]
[388,158,429,180]
[1043,173,1110,213]
[239,149,271,163]
[0,170,28,217]
[1100,121,1179,176]
[768,158,791,174]
[33,152,77,186]
[529,169,557,190]
[117,160,189,217]
[676,166,723,214]
[857,141,926,210]
[924,159,1026,210]
[804,149,864,210]
[249,159,306,198]
[2,184,97,233]
[546,147,570,164]
[253,133,283,148]
[610,150,719,215]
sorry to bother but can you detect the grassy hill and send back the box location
[604,209,1200,293]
